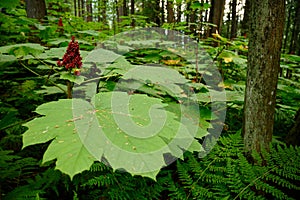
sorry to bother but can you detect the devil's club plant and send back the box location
[57,36,82,75]
[57,36,83,98]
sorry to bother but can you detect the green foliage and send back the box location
[1,1,300,199]
[168,133,300,200]
[22,87,206,180]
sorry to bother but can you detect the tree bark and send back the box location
[25,0,47,19]
[283,0,292,52]
[130,0,135,27]
[285,108,300,146]
[206,0,225,36]
[230,0,237,39]
[123,0,128,17]
[241,0,250,37]
[74,0,77,16]
[243,0,285,156]
[81,0,85,18]
[167,0,175,23]
[289,0,300,54]
[78,0,81,17]
[86,0,93,22]
[161,0,165,24]
[176,0,181,23]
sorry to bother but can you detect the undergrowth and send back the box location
[2,132,299,199]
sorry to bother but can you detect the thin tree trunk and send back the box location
[81,0,85,19]
[167,0,175,23]
[283,0,292,52]
[86,0,93,22]
[243,0,285,157]
[176,0,181,23]
[289,0,300,54]
[190,7,196,36]
[74,0,77,16]
[154,1,161,26]
[25,0,47,19]
[123,0,128,17]
[78,0,81,17]
[206,0,225,36]
[230,0,237,39]
[130,0,135,27]
[226,10,230,38]
[285,108,300,146]
[186,0,190,25]
[241,0,250,37]
[161,0,165,24]
[204,0,208,22]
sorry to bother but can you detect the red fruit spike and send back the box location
[58,18,63,27]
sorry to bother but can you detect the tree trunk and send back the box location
[243,0,285,157]
[167,0,175,23]
[78,0,81,17]
[226,9,230,38]
[123,0,128,17]
[230,0,237,39]
[81,0,85,18]
[161,0,165,24]
[285,108,300,146]
[176,0,181,23]
[283,0,292,53]
[86,0,93,22]
[289,0,300,54]
[74,0,77,16]
[206,0,225,36]
[25,0,47,19]
[190,7,196,36]
[241,0,250,37]
[186,0,191,25]
[130,0,135,27]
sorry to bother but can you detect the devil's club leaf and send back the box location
[60,72,84,84]
[22,99,96,179]
[22,92,204,180]
[77,92,201,179]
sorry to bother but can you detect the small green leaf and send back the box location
[60,72,84,84]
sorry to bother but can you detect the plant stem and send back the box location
[19,61,67,94]
[67,80,73,99]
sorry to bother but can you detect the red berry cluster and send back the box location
[58,17,63,27]
[57,36,82,76]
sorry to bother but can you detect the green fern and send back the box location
[169,133,300,200]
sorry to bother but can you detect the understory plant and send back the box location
[57,36,83,98]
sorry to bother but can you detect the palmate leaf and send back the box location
[0,43,45,58]
[23,91,204,180]
[22,99,96,179]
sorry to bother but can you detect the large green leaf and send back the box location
[23,91,205,180]
[22,99,96,179]
[119,65,189,98]
[0,43,45,58]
